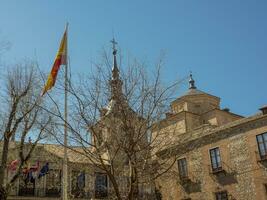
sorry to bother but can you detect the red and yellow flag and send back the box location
[42,28,67,95]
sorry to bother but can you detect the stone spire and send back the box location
[110,38,123,100]
[189,72,196,89]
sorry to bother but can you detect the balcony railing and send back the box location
[179,174,190,182]
[211,166,225,174]
[255,151,267,162]
[16,187,93,198]
[18,188,35,196]
[208,163,226,175]
[46,188,61,197]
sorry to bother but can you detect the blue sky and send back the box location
[0,0,266,116]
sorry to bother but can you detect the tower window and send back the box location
[177,158,188,179]
[215,191,228,200]
[264,183,267,194]
[95,173,108,198]
[209,147,222,172]
[256,132,267,159]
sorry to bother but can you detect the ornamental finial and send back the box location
[189,72,196,89]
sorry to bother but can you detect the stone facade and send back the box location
[5,41,154,200]
[90,43,154,199]
[154,75,267,200]
[5,144,102,199]
[4,58,266,200]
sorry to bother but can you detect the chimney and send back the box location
[259,105,267,115]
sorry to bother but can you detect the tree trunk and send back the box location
[0,138,10,185]
[109,174,122,200]
[0,186,8,200]
[0,138,10,200]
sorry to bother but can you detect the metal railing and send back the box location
[208,162,227,175]
[255,151,267,162]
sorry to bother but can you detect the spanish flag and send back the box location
[42,27,67,95]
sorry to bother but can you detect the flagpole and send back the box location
[63,22,69,200]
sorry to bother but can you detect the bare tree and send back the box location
[48,46,181,200]
[0,62,53,200]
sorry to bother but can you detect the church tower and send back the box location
[91,39,153,198]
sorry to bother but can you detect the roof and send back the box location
[180,88,220,99]
[43,144,110,165]
[183,88,206,96]
[178,73,219,100]
[171,88,220,106]
[158,113,267,158]
[43,145,91,164]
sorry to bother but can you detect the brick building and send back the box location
[154,75,267,200]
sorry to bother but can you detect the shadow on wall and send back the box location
[179,179,201,194]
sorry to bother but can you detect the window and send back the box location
[146,130,152,143]
[215,191,228,200]
[256,133,267,159]
[46,169,61,197]
[71,171,85,198]
[210,147,222,172]
[264,183,267,194]
[95,173,108,198]
[177,158,188,179]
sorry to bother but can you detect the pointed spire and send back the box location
[111,38,119,80]
[109,38,123,100]
[189,72,196,89]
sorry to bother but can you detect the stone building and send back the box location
[6,143,108,199]
[3,44,266,200]
[154,75,267,200]
[91,40,153,199]
[6,40,153,200]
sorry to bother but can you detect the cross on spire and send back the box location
[110,37,119,73]
[110,38,118,55]
[109,38,123,101]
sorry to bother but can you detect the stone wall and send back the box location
[157,116,267,200]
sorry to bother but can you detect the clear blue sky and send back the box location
[0,0,266,116]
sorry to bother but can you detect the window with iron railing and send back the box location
[177,158,188,180]
[71,171,86,198]
[95,172,108,198]
[215,190,228,200]
[210,147,222,172]
[256,133,267,160]
[46,169,61,197]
